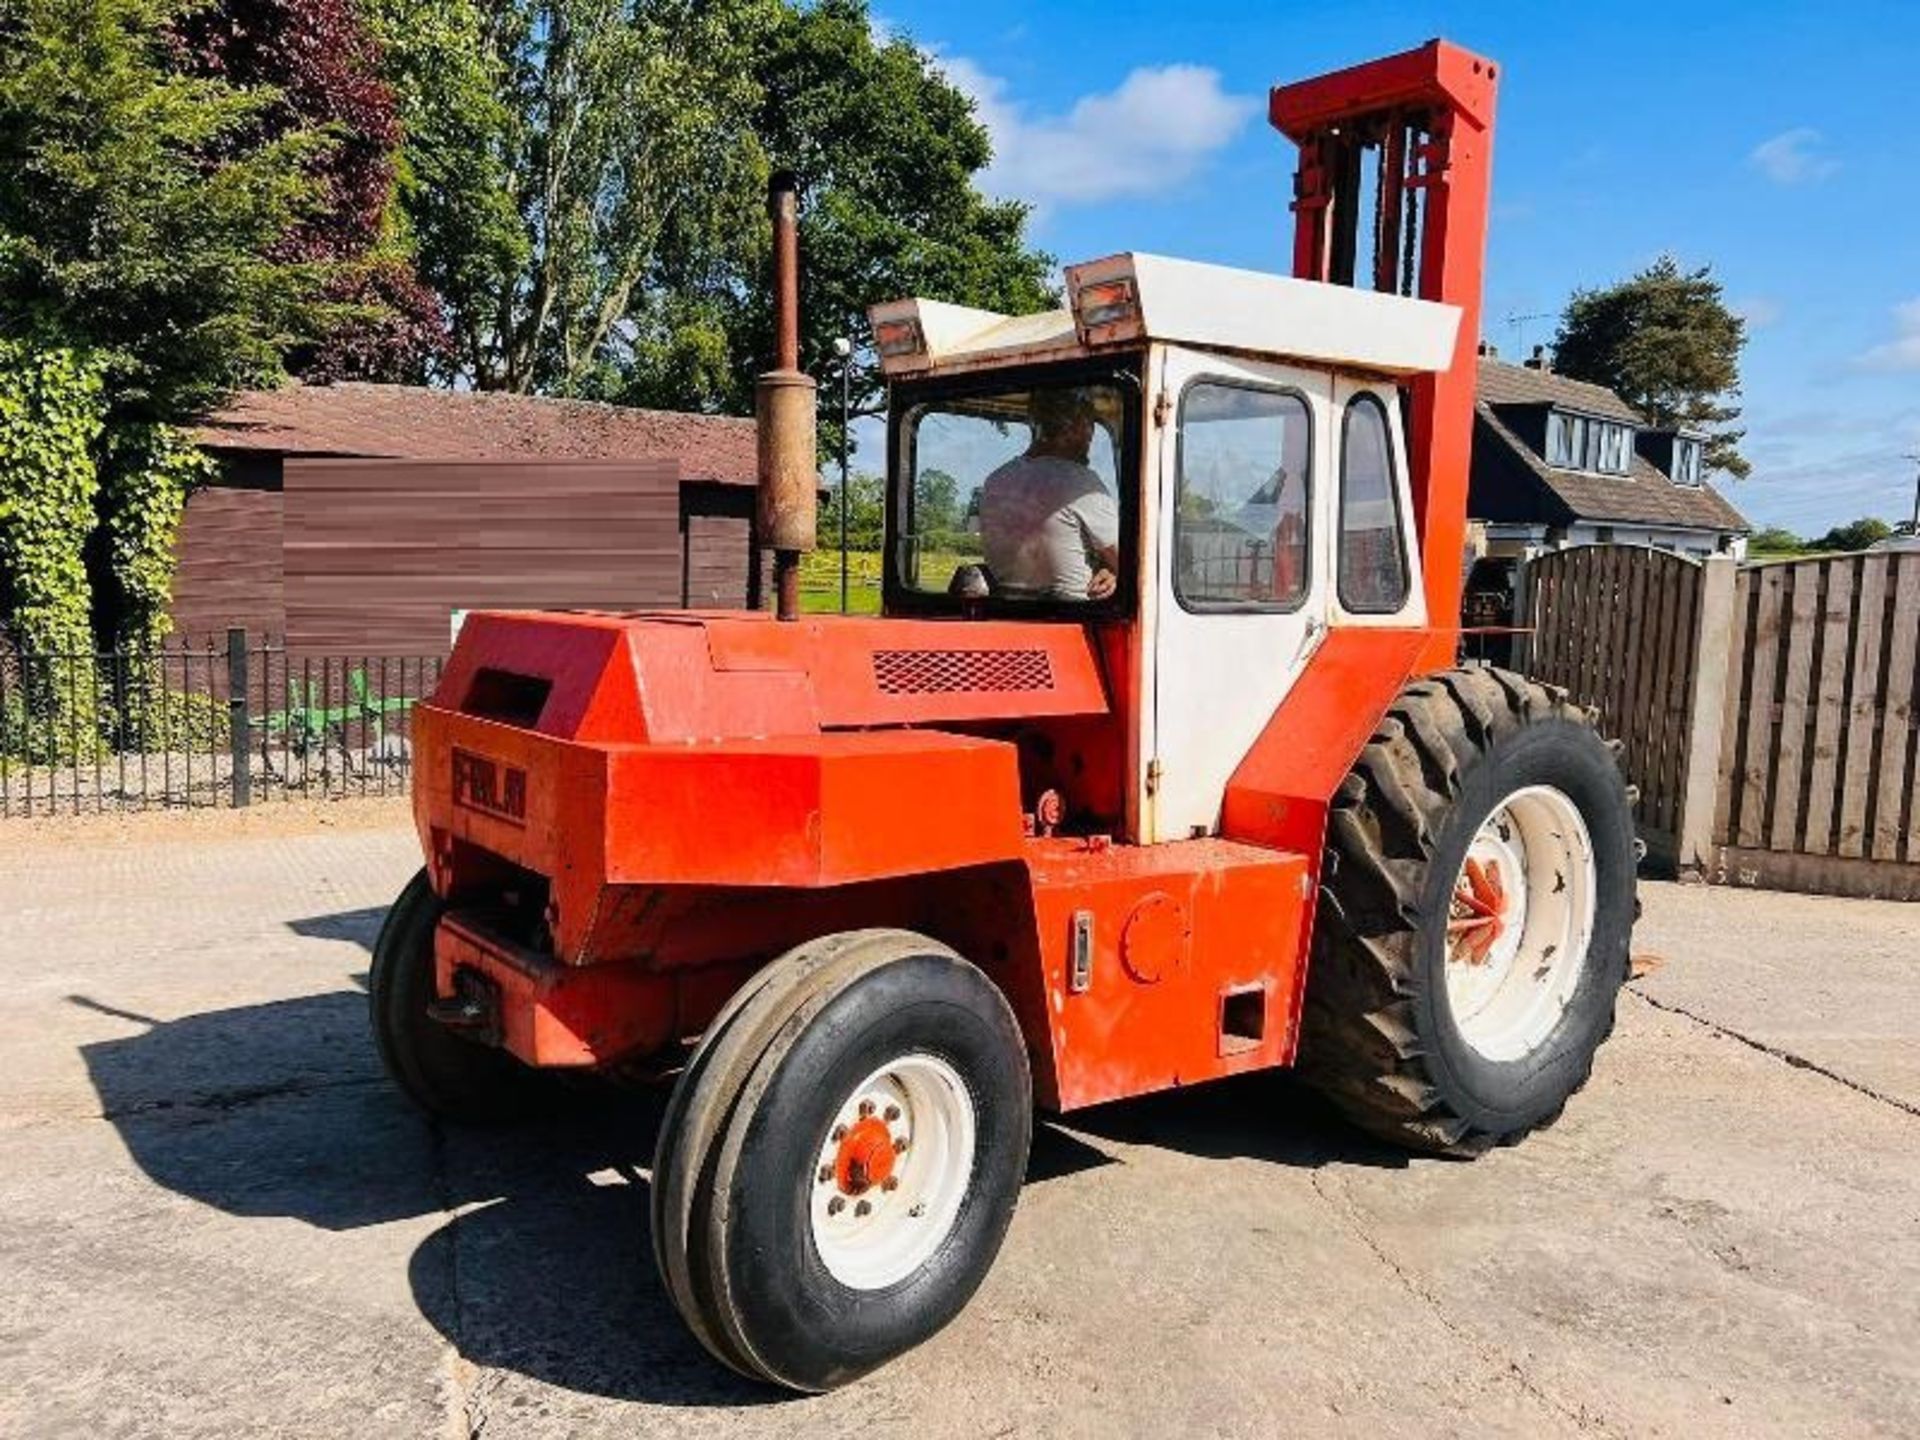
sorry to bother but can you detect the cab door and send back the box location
[1143,347,1333,841]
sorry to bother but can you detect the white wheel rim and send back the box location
[808,1053,977,1291]
[1444,784,1597,1063]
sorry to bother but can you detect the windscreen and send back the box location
[895,378,1130,606]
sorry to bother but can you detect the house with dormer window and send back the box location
[1468,348,1748,564]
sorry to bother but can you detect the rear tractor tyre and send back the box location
[650,929,1032,1392]
[368,869,547,1124]
[1301,667,1638,1156]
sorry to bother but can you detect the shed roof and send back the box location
[196,382,757,485]
[1473,360,1748,534]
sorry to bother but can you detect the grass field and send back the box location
[799,548,978,614]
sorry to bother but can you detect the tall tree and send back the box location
[1552,256,1749,478]
[369,0,770,393]
[0,0,330,421]
[621,0,1055,442]
[368,0,1053,421]
[361,0,527,386]
[177,0,447,381]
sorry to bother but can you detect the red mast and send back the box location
[1270,39,1499,670]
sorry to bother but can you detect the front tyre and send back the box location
[651,930,1031,1392]
[1301,668,1637,1156]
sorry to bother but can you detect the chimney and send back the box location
[1477,340,1499,360]
[756,172,817,621]
[1524,343,1551,372]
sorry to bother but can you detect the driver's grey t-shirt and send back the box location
[978,456,1119,601]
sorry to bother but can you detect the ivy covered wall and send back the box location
[0,342,105,659]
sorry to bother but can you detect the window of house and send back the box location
[1546,409,1633,476]
[1338,394,1409,613]
[1174,382,1312,609]
[1671,436,1704,486]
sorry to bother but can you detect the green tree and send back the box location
[824,471,885,550]
[619,0,1056,447]
[1553,257,1750,479]
[369,0,1053,435]
[0,0,331,422]
[0,0,354,651]
[364,0,770,394]
[1810,517,1893,553]
[912,466,962,537]
[1747,526,1805,556]
[362,0,527,387]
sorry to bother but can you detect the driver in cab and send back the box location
[978,388,1119,601]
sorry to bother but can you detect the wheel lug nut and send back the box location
[893,1137,908,1153]
[818,1165,833,1183]
[858,1100,875,1118]
[883,1105,900,1122]
[831,1125,847,1142]
[881,1176,899,1192]
[827,1196,845,1215]
[854,1200,872,1217]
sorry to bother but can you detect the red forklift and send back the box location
[371,39,1636,1391]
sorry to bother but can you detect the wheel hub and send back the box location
[1442,785,1597,1063]
[1447,856,1509,965]
[809,1054,977,1291]
[832,1115,898,1196]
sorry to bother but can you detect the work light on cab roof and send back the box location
[367,36,1637,1395]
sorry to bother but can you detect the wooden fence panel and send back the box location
[1768,564,1819,851]
[1877,558,1920,862]
[1709,552,1920,899]
[1801,561,1854,856]
[1734,566,1786,848]
[1837,556,1889,858]
[1523,546,1703,866]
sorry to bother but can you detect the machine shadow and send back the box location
[287,906,389,953]
[1057,1068,1414,1172]
[70,906,1402,1406]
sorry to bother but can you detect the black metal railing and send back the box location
[0,628,444,818]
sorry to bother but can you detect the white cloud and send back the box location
[1855,298,1920,372]
[1749,128,1839,185]
[1732,296,1782,329]
[937,56,1257,210]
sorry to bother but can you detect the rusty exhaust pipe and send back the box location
[758,171,817,621]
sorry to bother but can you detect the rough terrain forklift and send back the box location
[371,39,1636,1391]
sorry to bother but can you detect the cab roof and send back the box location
[869,252,1462,382]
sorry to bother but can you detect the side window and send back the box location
[1338,393,1409,613]
[1174,382,1311,609]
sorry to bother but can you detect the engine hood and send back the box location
[433,609,1112,744]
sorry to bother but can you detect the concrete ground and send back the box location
[2,802,1916,1439]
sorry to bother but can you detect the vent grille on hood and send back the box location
[872,648,1055,695]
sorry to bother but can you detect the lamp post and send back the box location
[833,335,853,612]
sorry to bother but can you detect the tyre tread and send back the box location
[1299,667,1634,1156]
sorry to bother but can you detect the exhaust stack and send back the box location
[757,172,818,621]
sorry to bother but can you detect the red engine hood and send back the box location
[433,609,1111,743]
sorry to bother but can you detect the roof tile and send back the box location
[195,382,757,485]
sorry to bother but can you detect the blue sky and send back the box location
[873,0,1920,536]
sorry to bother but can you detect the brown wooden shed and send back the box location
[181,383,764,655]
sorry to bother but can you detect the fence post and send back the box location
[227,628,250,809]
[1510,553,1533,674]
[1676,556,1737,876]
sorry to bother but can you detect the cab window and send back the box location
[895,379,1128,605]
[1174,382,1311,610]
[1337,393,1409,613]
